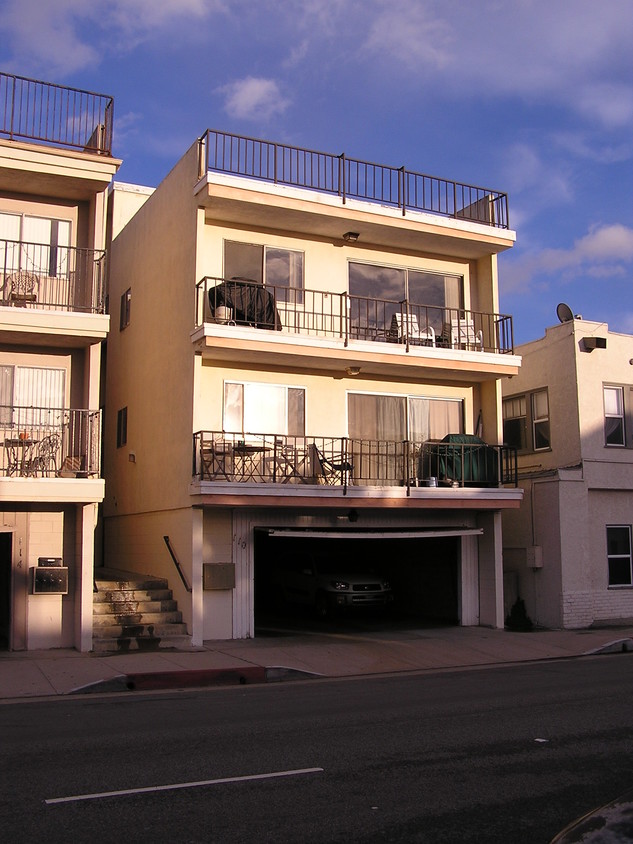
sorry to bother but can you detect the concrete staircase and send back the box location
[93,568,190,653]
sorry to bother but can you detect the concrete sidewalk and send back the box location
[1,625,632,700]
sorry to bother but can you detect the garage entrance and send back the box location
[254,528,460,629]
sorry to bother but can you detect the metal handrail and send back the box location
[0,238,107,313]
[196,276,515,354]
[200,129,509,229]
[0,71,114,155]
[163,536,192,593]
[193,432,518,488]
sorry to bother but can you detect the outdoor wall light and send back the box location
[128,452,136,463]
[343,231,359,242]
[346,366,361,376]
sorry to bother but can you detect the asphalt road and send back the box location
[1,655,633,843]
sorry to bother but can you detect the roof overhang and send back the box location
[195,172,516,261]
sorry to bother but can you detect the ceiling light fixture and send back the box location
[343,231,359,243]
[346,366,361,376]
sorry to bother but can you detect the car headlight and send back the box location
[331,580,350,591]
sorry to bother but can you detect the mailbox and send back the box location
[32,566,69,594]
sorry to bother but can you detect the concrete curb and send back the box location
[585,637,633,655]
[70,664,320,694]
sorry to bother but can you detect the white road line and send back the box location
[45,767,324,805]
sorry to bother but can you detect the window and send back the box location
[348,262,463,335]
[224,241,304,303]
[116,407,128,448]
[531,390,550,450]
[0,211,71,277]
[223,382,305,436]
[120,288,131,330]
[0,365,65,427]
[607,525,632,586]
[503,389,550,452]
[348,393,463,441]
[604,386,625,446]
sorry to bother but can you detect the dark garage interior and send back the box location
[254,528,460,631]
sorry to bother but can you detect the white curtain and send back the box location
[409,398,463,442]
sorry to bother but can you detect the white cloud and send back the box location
[502,224,633,291]
[217,77,291,122]
[360,0,633,129]
[0,0,217,76]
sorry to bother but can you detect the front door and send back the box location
[0,532,12,649]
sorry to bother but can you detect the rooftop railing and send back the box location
[193,432,518,490]
[200,129,509,229]
[1,407,101,478]
[0,239,107,313]
[196,277,514,354]
[0,71,113,155]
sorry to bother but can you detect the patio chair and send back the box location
[313,445,353,486]
[29,433,61,477]
[8,271,38,305]
[389,313,435,347]
[200,438,234,481]
[443,318,483,351]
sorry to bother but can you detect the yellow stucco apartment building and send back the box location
[103,129,522,648]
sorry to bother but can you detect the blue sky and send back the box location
[1,0,632,345]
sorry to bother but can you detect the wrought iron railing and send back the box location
[1,407,101,477]
[0,71,113,155]
[193,432,517,489]
[0,239,107,313]
[196,277,514,354]
[200,129,509,229]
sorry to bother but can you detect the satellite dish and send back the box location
[556,303,574,323]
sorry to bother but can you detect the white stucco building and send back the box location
[502,316,633,628]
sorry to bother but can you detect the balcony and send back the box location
[193,432,517,491]
[194,278,516,380]
[199,130,508,229]
[1,407,101,478]
[0,72,113,156]
[197,277,514,352]
[1,240,107,314]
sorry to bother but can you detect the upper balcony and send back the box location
[0,72,113,155]
[193,277,520,382]
[196,130,515,260]
[0,238,108,345]
[0,72,120,201]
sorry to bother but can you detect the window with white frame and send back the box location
[0,211,71,278]
[348,393,463,441]
[0,365,66,428]
[224,241,304,303]
[503,389,550,452]
[223,382,305,436]
[604,385,625,446]
[607,525,632,586]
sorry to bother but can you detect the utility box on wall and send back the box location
[203,563,235,590]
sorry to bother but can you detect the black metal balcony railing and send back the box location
[1,407,101,478]
[0,71,113,155]
[193,432,518,490]
[0,239,107,313]
[197,277,514,354]
[200,130,509,229]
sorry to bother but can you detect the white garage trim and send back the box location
[266,528,483,539]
